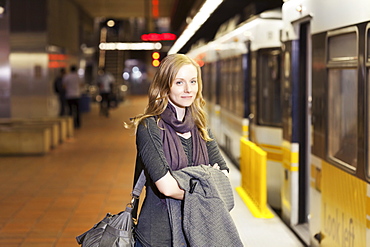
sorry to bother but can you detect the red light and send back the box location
[48,53,68,68]
[141,33,177,41]
[161,33,176,40]
[152,0,159,18]
[49,54,68,60]
[48,61,68,68]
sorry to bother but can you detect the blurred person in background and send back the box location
[97,67,115,117]
[54,67,66,116]
[63,65,83,128]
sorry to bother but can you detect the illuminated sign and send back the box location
[141,33,177,41]
[152,0,159,18]
[48,54,68,68]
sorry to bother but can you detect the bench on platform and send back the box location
[58,116,74,138]
[0,116,74,155]
[31,118,67,143]
[0,120,59,148]
[0,126,51,155]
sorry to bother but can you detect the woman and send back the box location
[126,54,239,247]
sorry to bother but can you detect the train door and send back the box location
[297,21,311,244]
[252,46,283,210]
[281,21,311,245]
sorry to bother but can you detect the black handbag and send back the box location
[76,171,146,247]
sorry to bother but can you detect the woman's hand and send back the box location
[211,163,220,169]
[209,163,229,177]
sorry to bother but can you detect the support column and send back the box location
[0,0,11,118]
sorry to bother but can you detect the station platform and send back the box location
[0,96,305,247]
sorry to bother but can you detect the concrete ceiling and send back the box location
[72,0,283,53]
[73,0,177,19]
[72,0,198,33]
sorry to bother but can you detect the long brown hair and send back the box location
[125,53,211,141]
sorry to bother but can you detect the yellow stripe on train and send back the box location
[258,143,283,163]
[367,185,370,230]
[321,160,367,246]
[282,142,299,172]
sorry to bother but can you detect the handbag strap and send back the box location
[130,170,146,220]
[132,170,146,197]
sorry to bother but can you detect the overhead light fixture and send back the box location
[168,0,224,54]
[99,42,162,51]
[0,0,5,17]
[107,20,115,27]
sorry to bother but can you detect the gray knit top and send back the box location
[134,117,228,246]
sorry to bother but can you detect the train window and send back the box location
[257,49,282,126]
[230,58,236,113]
[206,63,214,103]
[213,62,220,105]
[220,60,224,108]
[327,28,358,170]
[328,31,357,62]
[368,29,370,62]
[223,59,232,111]
[220,59,230,110]
[201,64,211,102]
[367,27,370,177]
[368,67,370,176]
[224,58,234,112]
[328,68,358,170]
[230,56,244,116]
[235,56,244,117]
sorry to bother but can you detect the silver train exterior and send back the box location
[188,0,370,246]
[187,7,284,222]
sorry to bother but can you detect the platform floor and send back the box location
[0,96,305,247]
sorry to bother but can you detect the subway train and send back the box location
[187,0,370,246]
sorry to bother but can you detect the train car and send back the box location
[281,0,370,246]
[187,9,284,210]
[190,0,370,246]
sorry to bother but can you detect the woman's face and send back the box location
[169,64,199,108]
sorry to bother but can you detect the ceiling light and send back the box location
[99,42,162,50]
[107,20,115,27]
[168,0,224,54]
